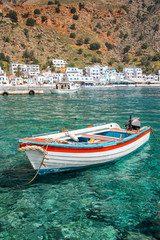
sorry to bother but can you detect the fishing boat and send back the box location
[18,117,150,175]
[51,82,80,94]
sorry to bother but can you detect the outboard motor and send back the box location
[125,116,141,131]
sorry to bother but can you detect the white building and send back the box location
[52,59,67,69]
[11,62,40,77]
[123,66,142,81]
[0,67,8,85]
[142,74,159,83]
[85,65,119,83]
[65,67,83,81]
[9,76,23,86]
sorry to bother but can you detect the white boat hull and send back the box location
[50,87,80,94]
[25,129,150,174]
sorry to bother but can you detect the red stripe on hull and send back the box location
[44,129,150,153]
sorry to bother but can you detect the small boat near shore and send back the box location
[18,117,151,175]
[50,82,80,94]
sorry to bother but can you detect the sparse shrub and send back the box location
[107,31,111,36]
[123,45,131,53]
[96,23,102,29]
[34,9,41,14]
[119,31,124,38]
[141,42,148,49]
[77,48,83,54]
[84,37,90,44]
[41,16,46,22]
[6,10,18,22]
[153,24,159,32]
[123,54,130,63]
[114,25,119,31]
[90,42,101,50]
[113,18,117,24]
[0,52,6,61]
[70,7,76,14]
[70,23,76,29]
[21,43,26,48]
[96,51,102,55]
[73,14,79,20]
[121,5,129,13]
[55,7,60,13]
[79,3,85,10]
[91,56,101,63]
[22,50,35,63]
[0,52,10,62]
[70,33,76,38]
[48,1,54,5]
[108,58,117,66]
[152,52,160,61]
[26,18,35,26]
[105,42,113,50]
[24,28,29,38]
[76,38,83,45]
[68,63,75,67]
[136,10,141,19]
[22,12,30,18]
[123,33,128,39]
[3,36,9,42]
[139,35,144,41]
[147,5,153,12]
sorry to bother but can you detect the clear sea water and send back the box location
[0,87,160,240]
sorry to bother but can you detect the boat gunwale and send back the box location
[19,127,150,149]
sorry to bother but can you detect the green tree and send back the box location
[91,56,101,63]
[34,9,41,14]
[141,42,148,49]
[105,42,113,50]
[77,48,83,54]
[123,45,131,53]
[48,1,54,5]
[107,31,111,36]
[41,16,46,22]
[73,14,79,20]
[123,54,130,63]
[24,28,29,38]
[84,37,90,44]
[26,18,35,26]
[79,3,85,10]
[55,7,60,13]
[70,33,76,38]
[90,42,101,50]
[3,36,9,42]
[70,7,76,14]
[6,10,18,22]
[76,38,83,45]
[70,24,76,29]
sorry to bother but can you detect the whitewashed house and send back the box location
[0,67,8,85]
[142,74,159,83]
[66,67,83,82]
[52,59,67,69]
[123,66,142,81]
[9,76,23,86]
[11,62,40,77]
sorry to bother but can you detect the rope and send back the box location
[5,139,53,190]
[150,127,160,142]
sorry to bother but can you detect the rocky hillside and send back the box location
[0,0,160,74]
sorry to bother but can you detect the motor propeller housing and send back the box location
[125,116,141,131]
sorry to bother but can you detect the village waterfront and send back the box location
[0,86,160,239]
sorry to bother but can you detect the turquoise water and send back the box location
[0,87,160,239]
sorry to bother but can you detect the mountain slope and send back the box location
[0,0,160,73]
